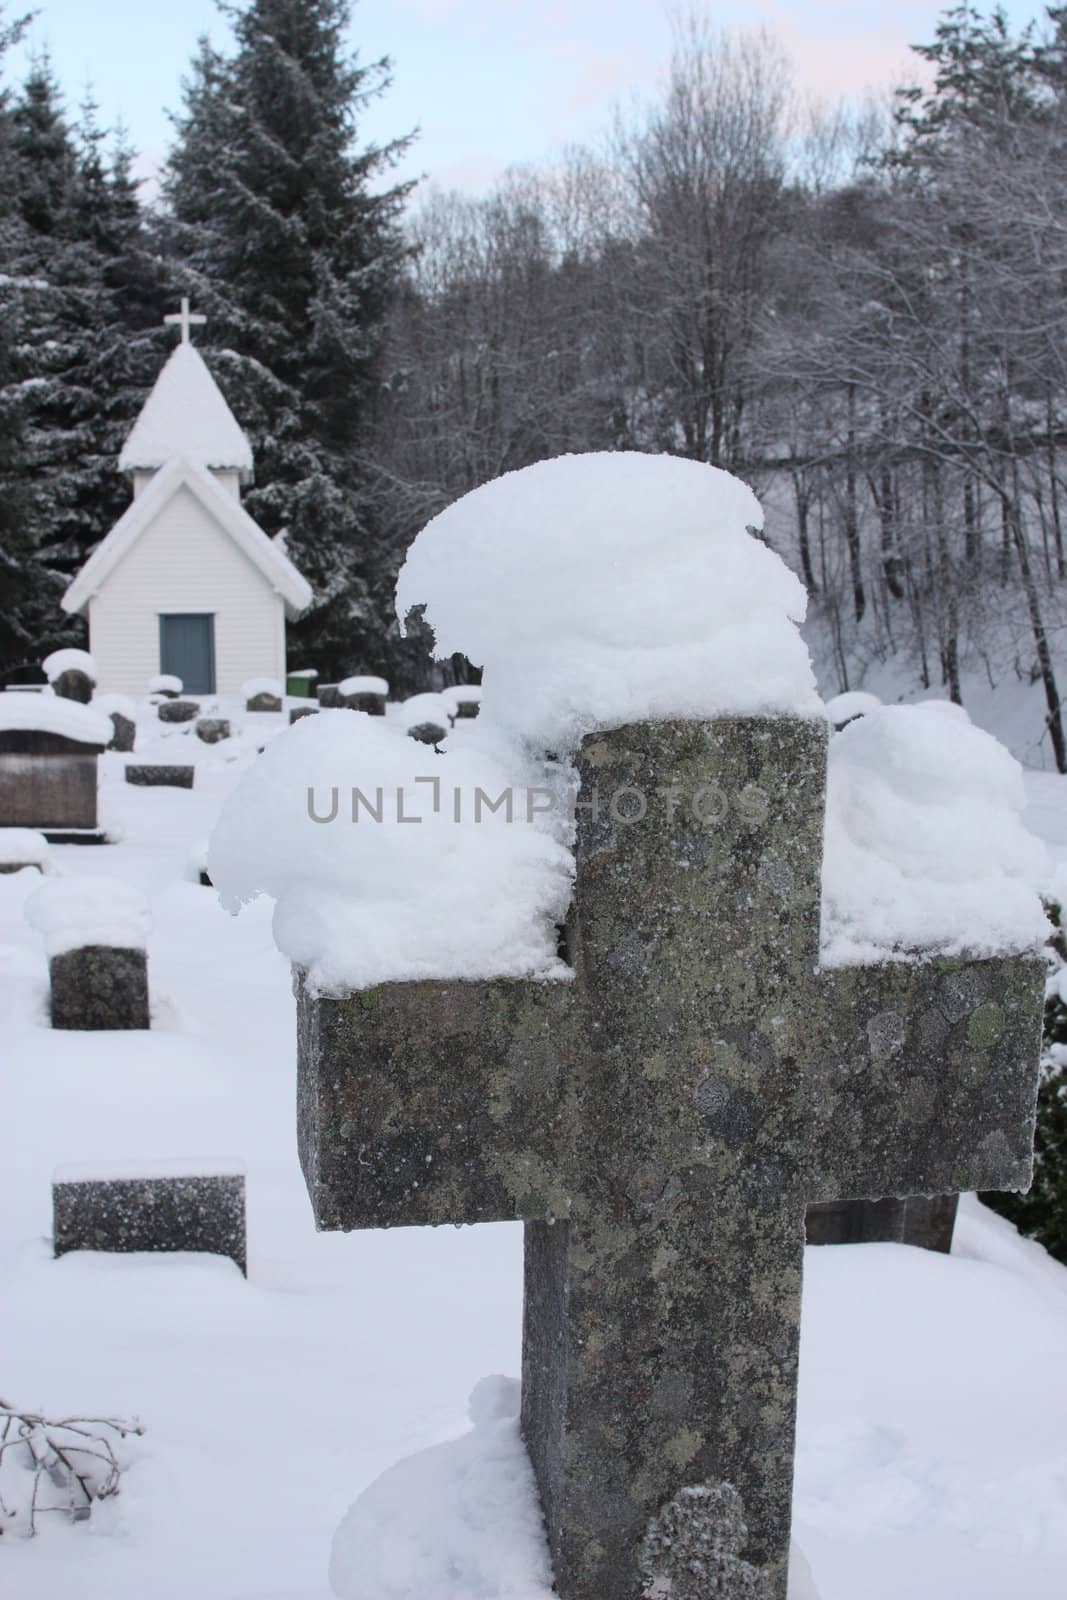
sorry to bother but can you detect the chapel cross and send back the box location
[296,714,1044,1600]
[163,296,206,345]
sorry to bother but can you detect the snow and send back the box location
[338,674,389,697]
[443,685,483,707]
[119,343,253,475]
[912,697,971,721]
[42,648,97,682]
[395,691,454,732]
[1,730,1066,1598]
[823,689,880,727]
[54,1159,245,1184]
[93,692,138,722]
[26,876,152,957]
[289,667,318,679]
[330,1376,553,1600]
[0,691,112,745]
[821,706,1050,965]
[148,674,182,694]
[240,676,283,700]
[0,828,51,867]
[208,712,574,993]
[396,451,820,752]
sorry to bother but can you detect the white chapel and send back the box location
[62,300,311,695]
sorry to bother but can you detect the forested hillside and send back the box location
[5,2,1067,764]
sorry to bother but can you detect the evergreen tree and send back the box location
[893,4,1041,154]
[164,0,413,678]
[0,50,171,674]
[983,904,1067,1265]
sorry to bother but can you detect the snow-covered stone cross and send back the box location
[163,296,206,345]
[296,713,1044,1600]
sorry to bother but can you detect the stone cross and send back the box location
[297,716,1044,1600]
[163,296,206,345]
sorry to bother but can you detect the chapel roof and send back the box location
[119,342,254,480]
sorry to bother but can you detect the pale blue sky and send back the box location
[6,0,1050,197]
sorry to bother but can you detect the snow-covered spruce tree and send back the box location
[0,56,171,675]
[983,904,1067,1266]
[0,6,37,670]
[163,0,412,678]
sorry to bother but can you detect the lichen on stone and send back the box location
[638,1481,772,1599]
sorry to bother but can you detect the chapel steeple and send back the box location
[119,300,253,498]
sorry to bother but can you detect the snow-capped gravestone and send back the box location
[158,698,199,724]
[243,677,283,713]
[211,454,1047,1600]
[148,673,182,699]
[43,647,97,704]
[53,1162,246,1274]
[445,683,481,720]
[338,674,388,715]
[27,876,151,1031]
[0,828,49,874]
[0,693,111,842]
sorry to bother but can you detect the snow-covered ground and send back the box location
[2,697,1067,1598]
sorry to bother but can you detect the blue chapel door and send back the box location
[159,613,216,694]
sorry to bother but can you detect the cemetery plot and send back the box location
[0,675,1064,1600]
[0,694,111,843]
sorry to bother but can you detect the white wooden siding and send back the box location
[88,483,287,694]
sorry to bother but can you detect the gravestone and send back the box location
[50,668,94,703]
[246,691,282,713]
[125,764,195,789]
[0,699,110,842]
[43,648,97,705]
[406,720,447,747]
[447,686,482,720]
[148,674,182,699]
[158,698,199,724]
[0,828,49,874]
[316,683,344,708]
[107,712,136,752]
[338,675,389,715]
[290,706,319,724]
[196,716,230,744]
[28,876,151,1030]
[297,715,1044,1600]
[805,1193,959,1252]
[50,946,150,1030]
[53,1164,246,1274]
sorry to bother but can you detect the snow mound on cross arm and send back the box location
[396,451,819,752]
[207,711,573,992]
[820,706,1050,965]
[26,875,151,957]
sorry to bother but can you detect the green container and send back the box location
[286,671,317,698]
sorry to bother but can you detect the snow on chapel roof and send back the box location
[119,342,254,480]
[62,455,312,620]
